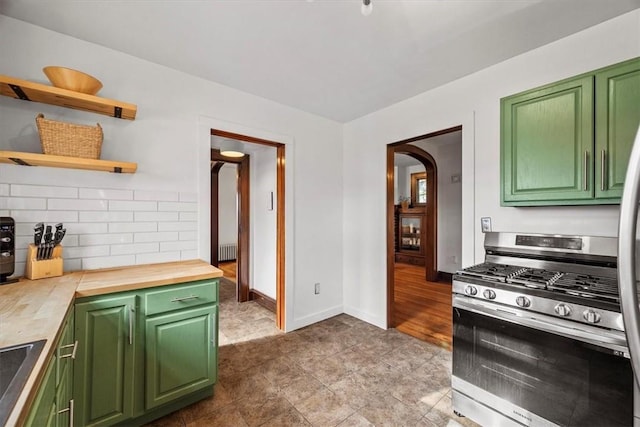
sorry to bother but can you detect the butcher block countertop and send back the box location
[0,259,222,426]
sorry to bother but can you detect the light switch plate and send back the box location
[481,217,492,233]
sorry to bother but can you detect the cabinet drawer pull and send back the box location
[583,150,589,191]
[171,295,199,303]
[128,305,135,345]
[601,149,606,191]
[57,399,74,427]
[59,340,78,359]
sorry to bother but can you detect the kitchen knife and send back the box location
[44,227,52,259]
[34,223,44,260]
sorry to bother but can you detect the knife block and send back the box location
[25,244,63,280]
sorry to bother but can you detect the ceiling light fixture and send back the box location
[361,0,372,16]
[218,139,245,158]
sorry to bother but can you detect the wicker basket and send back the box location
[35,113,103,159]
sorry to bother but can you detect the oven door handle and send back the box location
[453,297,629,356]
[619,125,640,388]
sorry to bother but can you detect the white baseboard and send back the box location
[289,305,343,331]
[343,305,387,330]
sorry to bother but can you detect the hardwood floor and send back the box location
[218,261,237,282]
[393,262,452,350]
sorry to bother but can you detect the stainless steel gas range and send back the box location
[452,232,636,427]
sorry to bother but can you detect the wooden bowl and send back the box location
[43,66,103,95]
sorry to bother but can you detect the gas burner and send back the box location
[458,262,527,282]
[506,269,563,289]
[549,273,619,302]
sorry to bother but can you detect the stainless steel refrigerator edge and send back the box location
[618,125,640,427]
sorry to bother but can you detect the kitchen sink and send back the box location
[0,340,46,426]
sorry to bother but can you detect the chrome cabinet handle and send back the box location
[128,306,134,345]
[601,149,606,191]
[59,340,78,359]
[583,150,589,191]
[171,295,199,303]
[57,399,74,427]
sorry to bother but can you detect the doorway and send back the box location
[210,129,286,330]
[386,125,462,349]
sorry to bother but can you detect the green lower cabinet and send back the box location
[74,295,136,427]
[25,355,57,427]
[145,305,217,410]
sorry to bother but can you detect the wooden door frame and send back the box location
[211,129,286,330]
[386,125,461,328]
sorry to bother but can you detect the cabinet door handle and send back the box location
[171,295,198,303]
[57,399,74,427]
[601,149,606,191]
[128,305,135,345]
[59,340,78,359]
[583,150,589,191]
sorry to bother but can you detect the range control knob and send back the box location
[464,286,478,296]
[554,303,572,317]
[483,289,496,300]
[583,310,601,324]
[516,296,531,308]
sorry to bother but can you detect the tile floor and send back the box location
[147,278,479,427]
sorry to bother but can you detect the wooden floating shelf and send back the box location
[0,151,137,174]
[0,75,137,120]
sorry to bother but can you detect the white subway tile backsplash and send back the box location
[179,231,197,241]
[135,251,180,265]
[63,258,82,272]
[158,202,197,212]
[179,192,198,202]
[11,211,78,223]
[134,190,179,202]
[48,199,108,211]
[109,222,157,233]
[158,221,197,232]
[11,184,78,198]
[80,188,133,200]
[80,233,133,246]
[14,248,27,263]
[5,183,202,272]
[134,211,179,222]
[109,201,157,211]
[134,232,179,243]
[160,241,197,252]
[0,197,47,210]
[111,243,159,255]
[181,250,198,260]
[179,212,197,221]
[65,245,110,259]
[80,211,134,223]
[83,255,135,270]
[65,223,108,235]
[12,262,25,278]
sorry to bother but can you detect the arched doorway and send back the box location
[386,125,462,348]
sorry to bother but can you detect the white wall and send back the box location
[218,163,237,247]
[250,146,277,299]
[411,133,462,273]
[343,10,640,329]
[0,15,344,332]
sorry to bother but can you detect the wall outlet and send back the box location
[314,282,320,295]
[480,217,492,233]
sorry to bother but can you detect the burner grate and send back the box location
[458,262,526,282]
[549,273,619,302]
[506,269,563,289]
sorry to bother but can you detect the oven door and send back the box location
[452,296,633,427]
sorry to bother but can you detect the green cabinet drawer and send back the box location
[144,279,217,316]
[25,353,57,427]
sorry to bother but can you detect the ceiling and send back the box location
[1,0,638,122]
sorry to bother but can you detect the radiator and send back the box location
[218,243,237,261]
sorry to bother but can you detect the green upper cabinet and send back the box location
[501,57,640,206]
[74,295,136,427]
[595,58,640,200]
[502,76,594,204]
